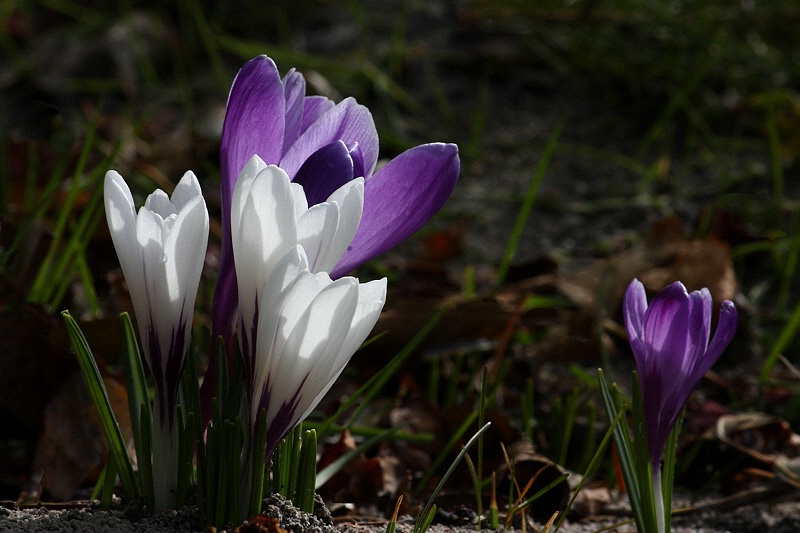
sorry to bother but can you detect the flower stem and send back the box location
[152,397,178,511]
[652,465,665,533]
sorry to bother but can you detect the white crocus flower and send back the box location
[230,156,365,404]
[230,155,385,457]
[104,170,209,511]
[254,246,386,460]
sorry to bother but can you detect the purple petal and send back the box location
[280,97,378,180]
[684,288,713,372]
[623,279,648,367]
[349,143,365,178]
[330,143,460,278]
[694,299,738,381]
[301,95,335,135]
[221,55,286,201]
[293,141,355,205]
[642,282,690,363]
[210,56,285,421]
[216,57,284,329]
[282,69,306,153]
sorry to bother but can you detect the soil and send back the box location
[3,490,800,532]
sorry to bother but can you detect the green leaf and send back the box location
[661,407,684,533]
[497,120,563,285]
[631,372,658,532]
[61,311,138,498]
[138,403,155,512]
[100,452,117,510]
[119,313,154,507]
[296,429,318,513]
[249,408,269,518]
[553,404,625,532]
[597,369,645,531]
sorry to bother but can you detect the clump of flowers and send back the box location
[600,279,737,533]
[62,53,459,528]
[211,54,460,362]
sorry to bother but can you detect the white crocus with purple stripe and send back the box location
[230,157,385,458]
[104,170,209,510]
[254,246,386,460]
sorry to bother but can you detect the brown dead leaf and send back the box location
[680,412,800,491]
[570,482,611,517]
[558,215,737,317]
[231,515,289,533]
[317,430,410,510]
[32,371,130,500]
[0,302,75,431]
[714,413,800,465]
[495,440,569,521]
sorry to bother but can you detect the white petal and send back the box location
[231,155,268,239]
[336,277,386,368]
[144,189,176,218]
[170,170,203,210]
[314,178,364,273]
[297,203,339,272]
[290,182,308,221]
[164,195,209,318]
[266,277,358,426]
[234,166,298,331]
[252,246,309,370]
[297,277,386,421]
[104,171,140,284]
[135,207,170,359]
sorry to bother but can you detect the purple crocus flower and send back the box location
[207,55,459,403]
[623,278,738,469]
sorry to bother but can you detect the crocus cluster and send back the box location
[102,53,459,514]
[619,278,737,533]
[212,54,460,352]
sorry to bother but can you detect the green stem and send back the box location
[652,466,665,533]
[151,395,179,511]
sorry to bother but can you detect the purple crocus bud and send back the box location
[211,54,459,354]
[104,170,209,510]
[623,279,738,469]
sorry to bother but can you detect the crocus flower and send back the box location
[212,54,459,353]
[253,245,386,461]
[104,170,209,510]
[623,279,737,469]
[230,158,385,458]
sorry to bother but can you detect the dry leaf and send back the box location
[32,371,130,500]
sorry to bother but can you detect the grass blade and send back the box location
[61,311,138,498]
[497,120,564,285]
[414,422,492,533]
